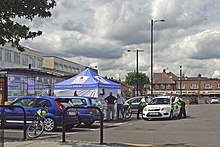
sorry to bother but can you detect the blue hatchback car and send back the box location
[0,96,78,131]
[56,96,103,126]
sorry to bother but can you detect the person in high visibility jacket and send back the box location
[172,95,186,118]
[36,105,47,117]
[137,96,148,119]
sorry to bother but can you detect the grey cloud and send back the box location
[62,20,85,33]
[19,0,220,80]
[61,46,122,59]
[190,31,220,59]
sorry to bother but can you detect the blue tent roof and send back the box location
[54,68,121,89]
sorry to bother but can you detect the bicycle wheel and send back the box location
[124,107,132,119]
[27,119,44,138]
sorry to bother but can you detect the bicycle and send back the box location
[27,106,47,138]
[123,103,132,119]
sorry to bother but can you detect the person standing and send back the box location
[172,95,187,118]
[74,90,78,96]
[116,93,125,120]
[105,92,117,120]
[137,96,148,119]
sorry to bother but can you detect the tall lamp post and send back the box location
[150,19,165,96]
[128,49,144,96]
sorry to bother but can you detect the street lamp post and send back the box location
[180,65,182,96]
[150,19,165,96]
[128,49,144,96]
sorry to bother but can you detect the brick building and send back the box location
[148,69,220,98]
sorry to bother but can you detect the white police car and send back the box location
[142,96,180,120]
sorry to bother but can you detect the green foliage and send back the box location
[0,0,56,51]
[125,71,149,85]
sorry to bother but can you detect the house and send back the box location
[148,69,220,98]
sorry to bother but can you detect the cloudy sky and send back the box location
[20,0,220,80]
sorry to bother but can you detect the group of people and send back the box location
[104,92,187,121]
[104,92,125,120]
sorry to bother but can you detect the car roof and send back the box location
[13,95,54,99]
[129,96,144,99]
[154,95,171,99]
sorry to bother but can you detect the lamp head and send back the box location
[153,19,165,22]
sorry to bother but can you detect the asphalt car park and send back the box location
[3,104,220,147]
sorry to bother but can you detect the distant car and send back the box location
[0,96,78,131]
[142,95,180,120]
[57,96,103,126]
[189,97,198,104]
[211,97,219,104]
[124,96,144,114]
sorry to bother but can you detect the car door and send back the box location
[32,98,53,115]
[131,97,142,109]
[5,98,37,125]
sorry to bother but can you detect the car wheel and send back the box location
[169,111,173,120]
[44,117,57,131]
[84,121,94,126]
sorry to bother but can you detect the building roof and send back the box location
[0,68,61,78]
[153,69,175,84]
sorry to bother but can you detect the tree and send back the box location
[125,72,149,95]
[125,72,149,85]
[0,0,56,51]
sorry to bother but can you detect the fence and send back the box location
[0,105,27,142]
[62,106,104,144]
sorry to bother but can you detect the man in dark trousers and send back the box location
[172,95,186,118]
[105,92,117,120]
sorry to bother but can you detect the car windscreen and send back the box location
[148,98,170,105]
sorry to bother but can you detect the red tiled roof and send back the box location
[154,72,175,84]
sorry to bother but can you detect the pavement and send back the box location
[4,139,155,147]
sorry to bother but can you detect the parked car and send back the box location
[189,97,198,104]
[142,95,180,120]
[57,96,103,126]
[124,96,144,114]
[211,97,219,104]
[0,96,78,131]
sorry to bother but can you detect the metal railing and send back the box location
[62,106,104,144]
[0,105,27,140]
